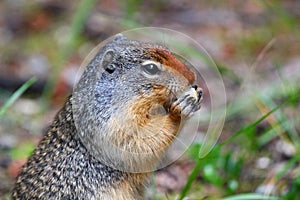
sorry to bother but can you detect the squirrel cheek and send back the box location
[149,104,167,116]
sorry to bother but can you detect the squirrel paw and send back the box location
[170,85,203,119]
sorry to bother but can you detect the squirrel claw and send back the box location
[170,86,203,118]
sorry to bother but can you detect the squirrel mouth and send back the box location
[162,88,183,113]
[163,95,176,113]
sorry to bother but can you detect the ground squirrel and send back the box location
[12,34,203,199]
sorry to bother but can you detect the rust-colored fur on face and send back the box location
[148,48,195,84]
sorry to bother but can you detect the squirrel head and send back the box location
[72,34,200,172]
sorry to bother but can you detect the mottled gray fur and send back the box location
[12,98,129,199]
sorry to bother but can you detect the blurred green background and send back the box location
[0,0,299,199]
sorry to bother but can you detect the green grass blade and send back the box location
[177,156,203,200]
[42,0,97,103]
[221,193,279,200]
[178,95,298,199]
[220,97,293,147]
[0,77,37,118]
[276,153,300,180]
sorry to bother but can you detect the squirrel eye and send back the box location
[142,61,160,75]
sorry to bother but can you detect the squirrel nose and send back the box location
[198,88,203,99]
[192,85,198,90]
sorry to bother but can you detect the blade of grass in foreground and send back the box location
[0,77,37,118]
[221,193,279,200]
[178,95,296,200]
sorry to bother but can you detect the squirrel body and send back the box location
[12,34,202,199]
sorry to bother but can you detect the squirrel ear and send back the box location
[113,34,128,42]
[101,50,116,74]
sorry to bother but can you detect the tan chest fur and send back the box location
[99,174,146,200]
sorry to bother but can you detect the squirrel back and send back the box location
[13,98,141,199]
